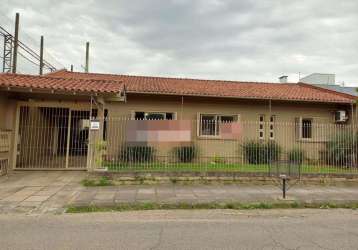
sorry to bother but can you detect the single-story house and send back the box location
[0,70,356,172]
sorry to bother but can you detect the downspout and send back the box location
[269,99,272,116]
[181,96,184,120]
[351,103,355,166]
[351,103,354,127]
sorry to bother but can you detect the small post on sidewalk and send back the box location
[280,174,288,199]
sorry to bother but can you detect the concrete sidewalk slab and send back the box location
[1,171,358,214]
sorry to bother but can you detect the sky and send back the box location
[1,0,358,85]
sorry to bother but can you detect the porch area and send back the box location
[13,103,102,170]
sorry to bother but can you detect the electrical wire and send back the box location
[0,24,58,71]
[17,50,40,67]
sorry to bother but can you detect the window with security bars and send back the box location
[134,111,175,120]
[295,117,313,140]
[199,114,239,137]
[302,118,312,139]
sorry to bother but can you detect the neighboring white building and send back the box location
[299,73,357,97]
[300,73,336,85]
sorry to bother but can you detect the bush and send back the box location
[325,131,358,167]
[243,140,281,164]
[173,145,197,163]
[121,145,155,163]
[211,155,226,164]
[288,148,305,165]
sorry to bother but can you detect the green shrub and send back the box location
[95,140,107,167]
[325,131,358,166]
[121,145,155,163]
[173,145,197,163]
[211,155,226,164]
[243,140,281,164]
[288,148,305,165]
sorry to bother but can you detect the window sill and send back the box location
[197,135,238,141]
[297,138,329,143]
[197,135,221,140]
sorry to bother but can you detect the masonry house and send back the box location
[0,70,356,172]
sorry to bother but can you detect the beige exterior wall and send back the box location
[103,94,352,163]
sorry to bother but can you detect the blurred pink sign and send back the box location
[220,122,242,139]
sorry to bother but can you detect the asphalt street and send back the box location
[1,209,357,250]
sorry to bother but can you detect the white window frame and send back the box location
[197,113,240,138]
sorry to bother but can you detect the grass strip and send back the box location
[66,201,358,213]
[105,163,358,175]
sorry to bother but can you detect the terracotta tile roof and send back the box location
[0,73,123,95]
[46,70,355,104]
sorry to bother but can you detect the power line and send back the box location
[0,25,57,72]
[17,50,40,67]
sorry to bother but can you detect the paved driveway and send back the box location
[0,171,86,214]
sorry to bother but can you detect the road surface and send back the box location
[1,209,357,249]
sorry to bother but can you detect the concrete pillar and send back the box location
[86,100,106,171]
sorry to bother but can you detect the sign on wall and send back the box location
[90,120,100,130]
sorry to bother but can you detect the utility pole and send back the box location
[12,13,19,73]
[39,36,44,75]
[70,64,73,72]
[85,42,89,73]
[2,34,12,73]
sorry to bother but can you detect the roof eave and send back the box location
[0,86,121,97]
[126,90,355,104]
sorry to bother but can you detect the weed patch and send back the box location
[66,201,358,213]
[81,176,113,187]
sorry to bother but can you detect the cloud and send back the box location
[1,0,358,84]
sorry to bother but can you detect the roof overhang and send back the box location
[0,85,123,97]
[126,91,355,105]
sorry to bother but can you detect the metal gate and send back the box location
[15,106,94,170]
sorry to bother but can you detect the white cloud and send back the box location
[1,0,358,85]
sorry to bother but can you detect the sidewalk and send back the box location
[0,171,358,214]
[70,183,358,206]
